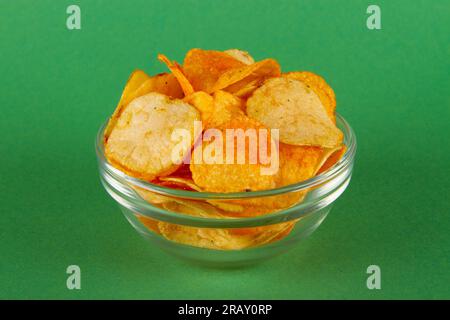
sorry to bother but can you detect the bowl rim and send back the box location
[96,113,356,200]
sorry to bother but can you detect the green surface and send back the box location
[1,0,449,299]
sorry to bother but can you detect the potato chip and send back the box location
[158,220,294,250]
[135,182,228,218]
[208,91,245,127]
[278,143,323,186]
[317,145,347,174]
[105,92,200,181]
[228,144,330,212]
[230,144,322,211]
[182,49,245,93]
[190,115,279,193]
[246,77,343,148]
[158,54,194,96]
[159,177,203,192]
[224,49,255,65]
[211,58,281,94]
[133,72,184,99]
[104,71,186,143]
[136,214,161,234]
[159,177,245,213]
[208,201,245,213]
[184,91,215,123]
[134,181,233,220]
[160,198,225,218]
[248,221,295,247]
[133,185,172,204]
[284,71,336,122]
[186,90,245,128]
[104,69,150,141]
[157,223,238,249]
[229,78,261,98]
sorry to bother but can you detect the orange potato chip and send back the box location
[185,90,245,128]
[158,54,194,96]
[133,72,184,99]
[317,144,347,174]
[211,58,281,94]
[277,143,323,187]
[284,71,336,122]
[184,91,215,123]
[229,78,261,98]
[208,91,245,128]
[105,92,200,181]
[224,49,255,65]
[190,115,279,193]
[229,144,329,212]
[246,77,343,148]
[183,49,245,93]
[184,139,325,214]
[136,214,161,234]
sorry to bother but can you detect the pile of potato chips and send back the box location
[104,49,346,250]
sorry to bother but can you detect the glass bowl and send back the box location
[95,113,356,267]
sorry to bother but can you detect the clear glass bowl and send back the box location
[95,114,356,267]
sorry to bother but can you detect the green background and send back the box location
[1,0,449,299]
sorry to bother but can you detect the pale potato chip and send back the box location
[158,220,294,250]
[133,185,173,204]
[284,71,336,122]
[158,54,194,96]
[159,177,245,213]
[246,77,343,148]
[190,115,279,193]
[104,71,185,142]
[247,221,295,247]
[134,183,228,218]
[104,69,150,141]
[183,49,245,93]
[105,92,200,181]
[211,58,281,94]
[158,223,243,250]
[224,49,255,65]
